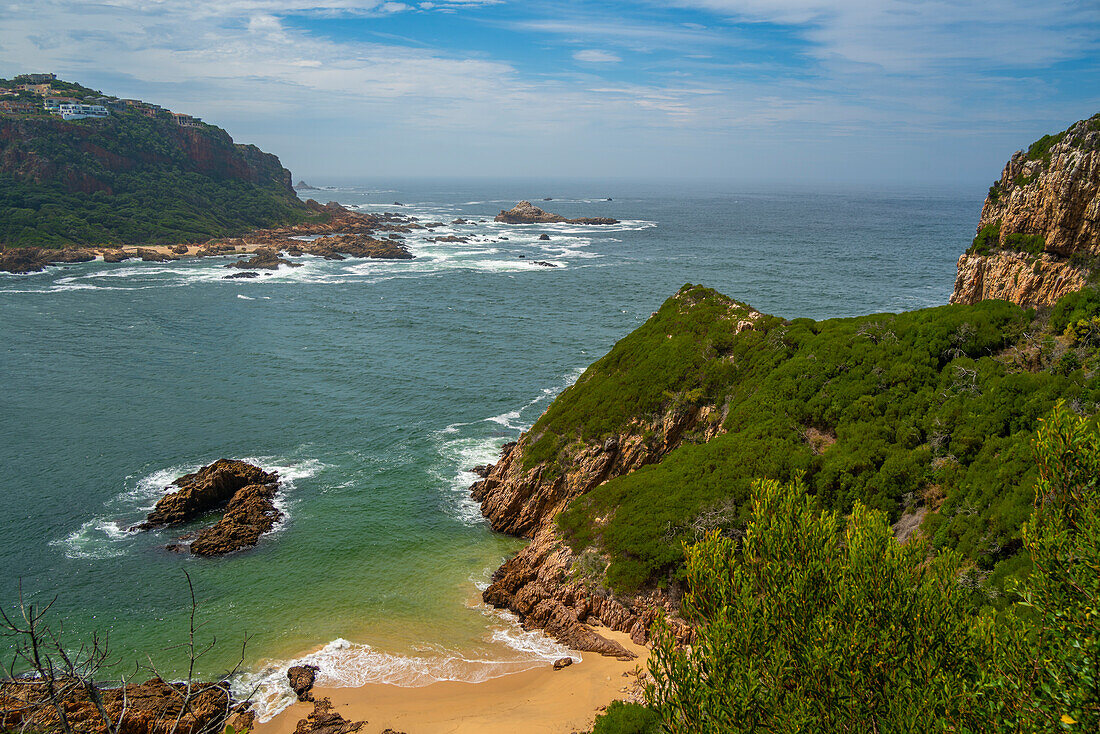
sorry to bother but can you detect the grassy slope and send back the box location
[542,285,1100,596]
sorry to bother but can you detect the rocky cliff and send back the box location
[951,113,1100,307]
[472,287,763,655]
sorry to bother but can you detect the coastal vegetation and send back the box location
[629,404,1099,733]
[0,78,317,248]
[550,284,1099,596]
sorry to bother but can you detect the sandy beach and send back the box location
[253,630,650,734]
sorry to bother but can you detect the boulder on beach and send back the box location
[293,698,365,734]
[288,665,320,702]
[0,246,96,274]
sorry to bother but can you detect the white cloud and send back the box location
[573,49,622,63]
[665,0,1100,71]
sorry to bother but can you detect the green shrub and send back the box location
[557,293,1091,595]
[970,220,1002,255]
[645,405,1100,732]
[971,404,1100,730]
[646,476,982,733]
[590,701,661,734]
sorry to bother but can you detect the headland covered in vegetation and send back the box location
[0,76,314,248]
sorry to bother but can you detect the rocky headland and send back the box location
[136,459,282,557]
[494,200,619,225]
[470,291,761,657]
[951,112,1100,307]
[0,200,416,273]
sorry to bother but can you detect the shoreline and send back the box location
[253,630,649,734]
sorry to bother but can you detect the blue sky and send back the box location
[2,1,1098,185]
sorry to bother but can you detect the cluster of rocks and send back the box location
[1,200,418,273]
[135,459,282,557]
[0,676,253,734]
[494,201,618,225]
[0,246,95,273]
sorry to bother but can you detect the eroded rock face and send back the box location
[292,698,365,734]
[137,459,277,529]
[226,246,301,270]
[0,676,252,734]
[471,404,716,656]
[494,201,619,225]
[951,113,1100,307]
[287,665,319,702]
[951,251,1088,307]
[0,246,96,273]
[188,482,282,557]
[306,234,413,260]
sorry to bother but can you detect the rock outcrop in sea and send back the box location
[494,201,619,225]
[136,459,282,556]
[951,113,1100,307]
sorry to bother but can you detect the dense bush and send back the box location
[556,287,1095,594]
[589,701,661,734]
[643,405,1099,732]
[646,477,981,733]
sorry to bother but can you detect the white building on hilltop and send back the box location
[54,102,109,120]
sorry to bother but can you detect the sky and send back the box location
[1,1,1098,186]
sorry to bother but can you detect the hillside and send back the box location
[472,283,1100,658]
[0,76,315,247]
[951,112,1100,306]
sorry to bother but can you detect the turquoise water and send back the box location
[0,180,978,718]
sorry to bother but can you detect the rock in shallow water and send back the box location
[288,664,319,702]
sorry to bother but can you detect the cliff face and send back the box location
[471,286,763,655]
[473,405,715,657]
[951,113,1100,307]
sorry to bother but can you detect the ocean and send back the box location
[0,179,978,719]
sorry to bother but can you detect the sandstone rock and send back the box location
[293,698,365,734]
[495,201,620,225]
[553,657,573,670]
[287,665,319,702]
[495,201,567,224]
[533,261,557,268]
[452,218,471,224]
[137,459,278,529]
[136,248,179,262]
[470,464,493,478]
[0,676,249,734]
[227,247,301,270]
[224,271,260,279]
[305,234,413,260]
[102,249,134,263]
[951,113,1100,307]
[0,247,96,273]
[428,235,469,243]
[188,482,282,556]
[172,245,189,254]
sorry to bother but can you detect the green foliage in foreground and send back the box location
[556,286,1099,594]
[589,701,661,734]
[0,108,314,247]
[642,406,1098,732]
